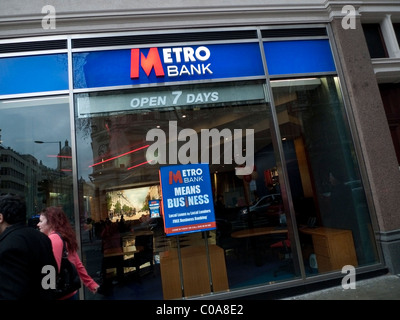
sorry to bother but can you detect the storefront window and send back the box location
[0,27,385,301]
[271,76,379,275]
[0,96,74,222]
[75,80,301,299]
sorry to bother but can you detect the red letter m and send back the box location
[169,171,183,185]
[131,48,165,79]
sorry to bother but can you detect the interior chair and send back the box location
[270,238,293,277]
[124,234,155,278]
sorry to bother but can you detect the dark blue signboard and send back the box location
[0,54,68,95]
[0,39,337,96]
[73,42,265,88]
[159,163,216,236]
[264,39,336,75]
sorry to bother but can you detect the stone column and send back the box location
[330,16,400,274]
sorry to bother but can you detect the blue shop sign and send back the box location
[73,42,265,88]
[0,54,68,95]
[264,39,336,75]
[0,39,337,96]
[159,163,216,236]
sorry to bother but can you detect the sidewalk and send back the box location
[282,272,400,300]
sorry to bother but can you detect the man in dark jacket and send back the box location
[0,194,57,300]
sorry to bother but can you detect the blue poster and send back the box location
[148,199,161,218]
[159,163,216,236]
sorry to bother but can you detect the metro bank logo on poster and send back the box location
[159,163,216,236]
[130,46,212,80]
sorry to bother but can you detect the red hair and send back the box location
[41,206,78,252]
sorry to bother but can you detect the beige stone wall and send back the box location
[0,0,333,38]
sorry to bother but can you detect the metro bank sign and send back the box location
[73,43,265,88]
[159,163,216,236]
[131,46,213,79]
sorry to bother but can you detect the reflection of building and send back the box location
[0,145,40,215]
[59,140,72,174]
[38,140,72,211]
[0,140,72,215]
[88,117,155,187]
[79,176,96,222]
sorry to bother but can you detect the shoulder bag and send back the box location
[55,233,82,299]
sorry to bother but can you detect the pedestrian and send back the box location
[38,206,100,300]
[0,193,57,300]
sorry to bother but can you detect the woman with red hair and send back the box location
[38,206,99,300]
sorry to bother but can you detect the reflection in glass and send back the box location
[75,81,299,299]
[0,96,73,221]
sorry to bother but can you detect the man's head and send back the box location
[0,194,26,234]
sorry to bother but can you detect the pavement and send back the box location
[282,272,400,300]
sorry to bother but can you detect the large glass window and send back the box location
[75,77,380,299]
[362,23,388,58]
[75,80,302,300]
[0,96,74,221]
[271,76,379,275]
